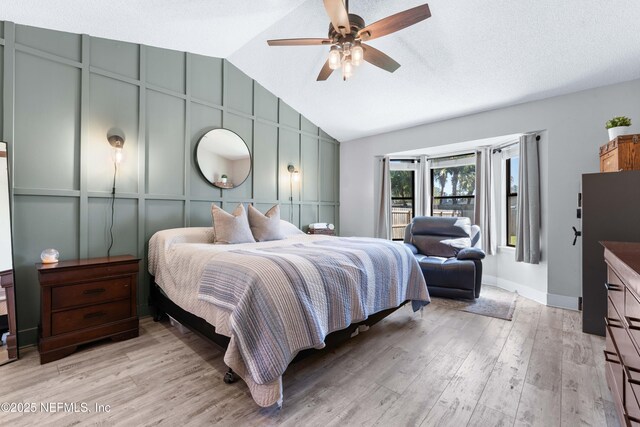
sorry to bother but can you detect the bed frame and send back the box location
[149,280,407,383]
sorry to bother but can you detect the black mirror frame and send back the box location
[194,128,252,190]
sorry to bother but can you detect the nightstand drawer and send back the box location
[39,262,138,286]
[52,299,131,335]
[51,277,132,310]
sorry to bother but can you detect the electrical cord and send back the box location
[107,161,117,257]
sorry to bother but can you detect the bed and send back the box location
[148,223,429,407]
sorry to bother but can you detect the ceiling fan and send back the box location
[267,0,431,81]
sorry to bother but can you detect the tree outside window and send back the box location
[431,165,475,219]
[390,170,415,240]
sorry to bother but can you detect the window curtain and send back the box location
[474,148,496,255]
[516,133,541,264]
[417,156,431,217]
[374,156,392,239]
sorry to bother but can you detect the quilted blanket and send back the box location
[197,237,429,386]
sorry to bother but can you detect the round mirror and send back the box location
[195,129,251,189]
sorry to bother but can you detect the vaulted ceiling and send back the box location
[2,0,640,141]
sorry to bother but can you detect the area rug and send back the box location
[429,285,517,321]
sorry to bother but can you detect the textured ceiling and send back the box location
[0,0,308,58]
[3,1,640,142]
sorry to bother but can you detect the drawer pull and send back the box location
[82,288,106,295]
[605,317,624,329]
[626,316,640,331]
[604,350,621,364]
[626,414,640,424]
[83,311,106,319]
[624,365,640,386]
[605,282,623,292]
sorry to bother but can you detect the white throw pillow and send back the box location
[280,220,305,236]
[248,204,284,242]
[211,203,256,244]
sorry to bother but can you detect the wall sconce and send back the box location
[287,164,300,222]
[288,164,300,182]
[107,128,125,164]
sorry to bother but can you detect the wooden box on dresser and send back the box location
[600,134,640,173]
[307,227,336,236]
[603,241,640,426]
[37,255,140,364]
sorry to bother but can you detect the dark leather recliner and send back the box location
[404,216,485,300]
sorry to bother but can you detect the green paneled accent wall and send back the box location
[0,21,340,346]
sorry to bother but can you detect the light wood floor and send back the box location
[0,296,620,426]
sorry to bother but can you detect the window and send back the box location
[431,156,476,219]
[390,160,416,241]
[506,156,519,247]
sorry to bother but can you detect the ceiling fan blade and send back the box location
[362,44,400,73]
[323,0,351,35]
[316,59,334,81]
[357,3,431,41]
[267,38,332,46]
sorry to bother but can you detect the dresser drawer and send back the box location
[626,287,640,348]
[606,320,625,408]
[624,365,640,425]
[51,277,132,310]
[39,262,138,286]
[51,299,131,335]
[608,268,626,315]
[609,311,638,365]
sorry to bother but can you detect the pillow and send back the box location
[211,203,256,244]
[280,220,305,236]
[248,204,284,242]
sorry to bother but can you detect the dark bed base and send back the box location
[149,280,407,380]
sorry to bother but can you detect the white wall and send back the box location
[231,157,251,186]
[198,151,232,183]
[484,140,549,304]
[341,78,640,303]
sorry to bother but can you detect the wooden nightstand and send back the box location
[307,228,336,236]
[37,255,140,364]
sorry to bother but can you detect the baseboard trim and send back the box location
[547,293,580,311]
[17,326,38,348]
[484,275,547,306]
[483,275,579,310]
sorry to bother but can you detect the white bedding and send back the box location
[148,226,338,407]
[148,225,426,407]
[148,226,326,337]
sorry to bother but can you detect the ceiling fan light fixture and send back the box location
[351,42,364,66]
[343,42,352,56]
[328,46,342,70]
[342,59,354,80]
[268,2,431,81]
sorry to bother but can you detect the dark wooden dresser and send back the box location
[603,241,640,425]
[37,255,140,364]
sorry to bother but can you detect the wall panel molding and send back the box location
[1,20,340,346]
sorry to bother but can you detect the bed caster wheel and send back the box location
[224,369,237,384]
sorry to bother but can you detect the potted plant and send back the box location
[220,174,228,184]
[606,116,632,140]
